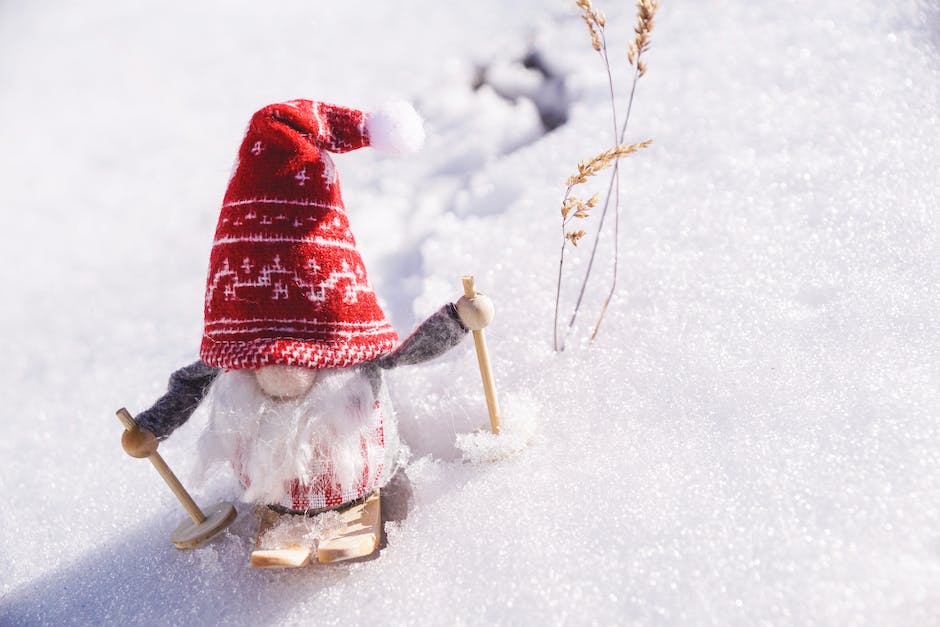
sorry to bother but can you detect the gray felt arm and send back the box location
[134,361,220,439]
[375,303,468,369]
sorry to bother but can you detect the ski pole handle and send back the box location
[462,275,501,434]
[116,407,206,524]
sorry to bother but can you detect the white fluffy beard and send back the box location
[197,367,377,506]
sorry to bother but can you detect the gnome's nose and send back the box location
[255,365,319,399]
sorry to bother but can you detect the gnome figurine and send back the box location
[122,99,493,566]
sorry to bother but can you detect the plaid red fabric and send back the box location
[234,400,387,510]
[200,100,399,370]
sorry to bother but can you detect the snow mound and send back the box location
[455,393,539,463]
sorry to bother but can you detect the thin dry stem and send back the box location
[589,0,658,342]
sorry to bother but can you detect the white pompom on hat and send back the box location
[366,101,425,155]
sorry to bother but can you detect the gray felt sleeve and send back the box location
[375,303,468,369]
[134,361,220,439]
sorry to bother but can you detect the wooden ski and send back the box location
[316,489,382,564]
[249,489,382,568]
[249,506,313,569]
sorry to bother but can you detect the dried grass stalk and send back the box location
[629,0,658,76]
[566,140,653,187]
[553,0,660,351]
[576,0,605,51]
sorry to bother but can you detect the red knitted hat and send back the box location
[200,99,424,370]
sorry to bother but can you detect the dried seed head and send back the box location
[587,192,600,207]
[566,139,654,187]
[576,0,604,52]
[561,198,576,219]
[566,230,586,246]
[562,197,584,221]
[630,0,659,69]
[585,17,602,51]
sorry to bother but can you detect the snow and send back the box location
[2,0,940,624]
[455,393,539,464]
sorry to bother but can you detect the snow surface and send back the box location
[2,0,940,624]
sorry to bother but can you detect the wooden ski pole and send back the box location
[116,407,236,548]
[462,275,501,434]
[116,407,206,523]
